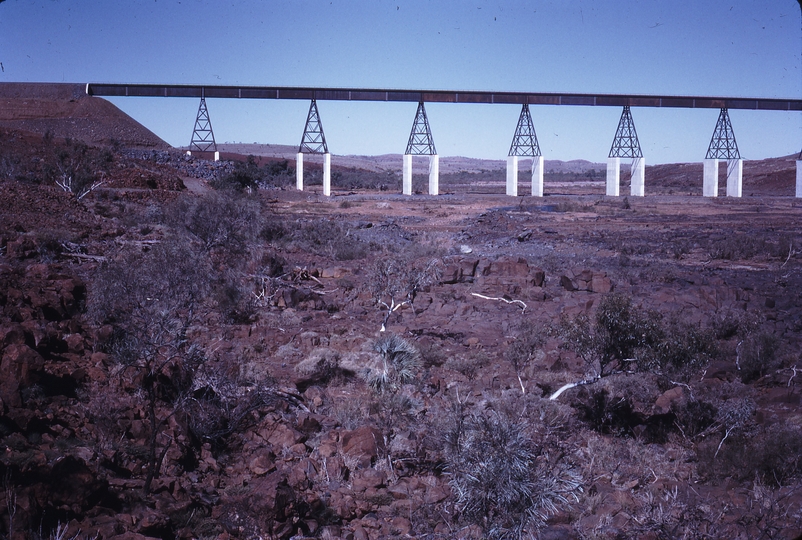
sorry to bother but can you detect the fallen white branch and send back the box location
[714,426,735,460]
[670,380,695,401]
[781,243,796,269]
[549,375,601,400]
[63,252,106,261]
[788,365,799,387]
[470,292,527,312]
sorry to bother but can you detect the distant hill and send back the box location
[0,82,169,148]
[215,143,605,174]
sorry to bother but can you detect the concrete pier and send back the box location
[606,157,620,196]
[506,156,518,196]
[630,157,645,197]
[703,159,719,197]
[296,153,304,191]
[323,153,331,197]
[532,156,544,197]
[797,159,802,198]
[402,154,413,195]
[726,159,742,198]
[429,154,439,195]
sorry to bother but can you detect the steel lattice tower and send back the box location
[706,108,740,159]
[405,101,436,155]
[509,104,541,157]
[299,100,328,154]
[609,106,643,158]
[189,91,217,153]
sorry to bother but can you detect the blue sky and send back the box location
[0,0,800,164]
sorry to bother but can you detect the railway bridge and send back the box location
[85,83,802,198]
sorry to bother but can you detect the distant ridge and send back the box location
[215,143,605,174]
[0,82,169,148]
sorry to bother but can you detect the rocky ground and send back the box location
[1,84,802,539]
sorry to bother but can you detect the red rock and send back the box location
[0,343,44,407]
[482,257,530,277]
[654,386,685,415]
[266,423,305,449]
[249,453,276,476]
[390,516,412,535]
[424,484,450,504]
[530,267,546,287]
[341,426,385,468]
[591,273,613,294]
[560,275,576,291]
[0,324,26,346]
[64,333,84,353]
[351,469,386,492]
[440,264,463,284]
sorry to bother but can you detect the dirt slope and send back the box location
[0,83,169,148]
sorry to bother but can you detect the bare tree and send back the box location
[370,255,441,332]
[44,136,110,200]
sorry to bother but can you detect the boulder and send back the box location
[0,343,45,407]
[530,268,546,287]
[341,426,385,469]
[481,257,530,278]
[591,273,613,293]
[351,469,387,492]
[560,269,612,293]
[655,386,685,415]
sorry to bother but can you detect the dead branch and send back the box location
[549,374,602,400]
[670,380,695,401]
[380,298,409,332]
[62,252,106,261]
[781,243,796,269]
[470,292,527,312]
[787,365,799,387]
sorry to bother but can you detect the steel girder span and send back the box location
[85,84,802,111]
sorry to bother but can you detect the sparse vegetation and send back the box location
[1,112,801,539]
[445,404,582,538]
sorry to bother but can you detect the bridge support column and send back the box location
[606,157,620,196]
[631,157,645,197]
[402,154,413,195]
[532,156,544,197]
[323,153,331,196]
[296,152,304,191]
[608,106,642,197]
[506,156,518,196]
[703,159,718,197]
[429,154,439,195]
[726,159,742,197]
[797,158,802,198]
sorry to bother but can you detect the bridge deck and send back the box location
[86,83,802,111]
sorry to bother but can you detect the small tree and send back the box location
[44,135,110,199]
[553,293,663,400]
[168,191,262,258]
[370,255,440,332]
[90,240,212,494]
[504,321,546,395]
